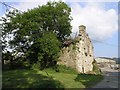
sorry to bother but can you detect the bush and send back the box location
[54,65,78,74]
[92,59,102,74]
[22,61,31,69]
[29,32,61,69]
[31,62,41,70]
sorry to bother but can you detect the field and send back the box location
[2,66,103,88]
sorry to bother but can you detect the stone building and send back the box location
[95,57,119,70]
[58,25,94,73]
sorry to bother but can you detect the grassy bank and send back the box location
[2,66,103,88]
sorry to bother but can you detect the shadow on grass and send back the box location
[2,69,64,89]
[74,74,103,88]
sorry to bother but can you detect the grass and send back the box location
[75,74,103,88]
[2,65,103,88]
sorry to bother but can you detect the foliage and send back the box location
[31,63,42,70]
[2,51,13,69]
[54,65,78,74]
[1,1,72,69]
[72,44,76,50]
[28,32,61,69]
[43,65,78,74]
[92,59,102,74]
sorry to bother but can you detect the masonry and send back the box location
[58,25,94,73]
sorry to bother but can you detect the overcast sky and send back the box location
[0,0,119,58]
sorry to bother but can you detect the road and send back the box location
[93,67,119,88]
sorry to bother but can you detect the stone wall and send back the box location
[58,25,94,73]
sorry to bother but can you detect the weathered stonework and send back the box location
[58,25,94,73]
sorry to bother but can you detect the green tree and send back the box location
[2,1,72,68]
[2,51,13,69]
[28,32,60,69]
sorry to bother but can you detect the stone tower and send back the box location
[79,25,86,33]
[58,25,94,73]
[75,25,94,73]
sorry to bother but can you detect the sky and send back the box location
[0,0,119,58]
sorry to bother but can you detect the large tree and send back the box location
[2,1,72,68]
[27,32,61,69]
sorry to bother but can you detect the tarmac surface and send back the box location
[93,67,119,88]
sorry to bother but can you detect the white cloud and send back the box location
[2,0,65,2]
[2,0,119,2]
[70,2,118,41]
[11,0,65,12]
[15,1,48,12]
[1,1,118,41]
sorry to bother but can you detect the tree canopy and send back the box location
[2,1,72,69]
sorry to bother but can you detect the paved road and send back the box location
[93,67,119,88]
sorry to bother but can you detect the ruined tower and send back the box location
[79,25,86,34]
[59,25,94,73]
[75,25,94,73]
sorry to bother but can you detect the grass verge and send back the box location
[2,65,103,88]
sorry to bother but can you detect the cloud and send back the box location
[70,2,118,41]
[10,0,65,12]
[2,0,119,2]
[1,1,118,41]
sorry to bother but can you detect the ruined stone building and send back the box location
[59,25,94,73]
